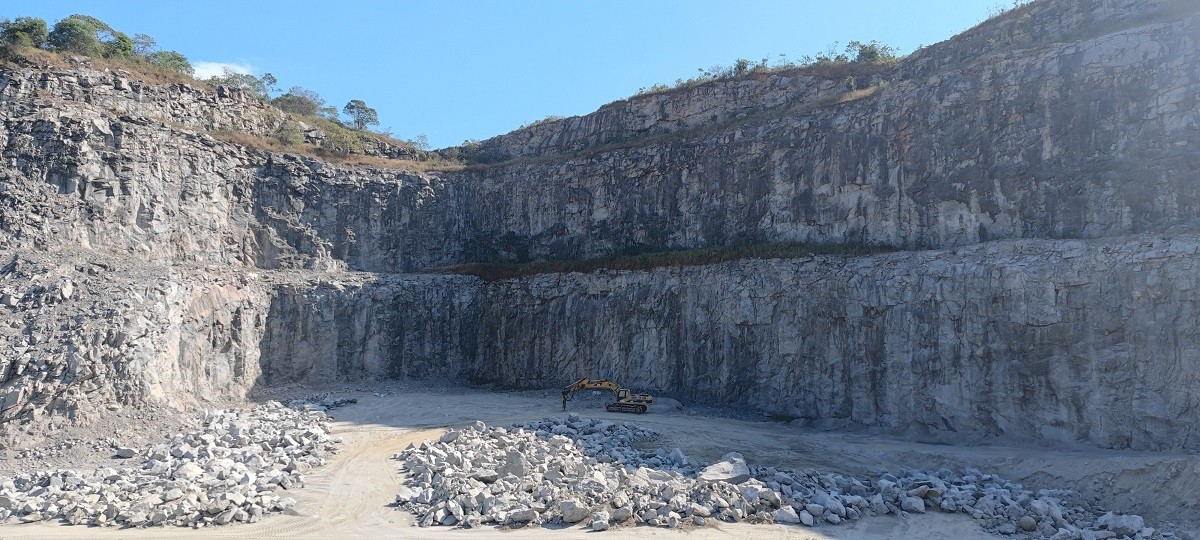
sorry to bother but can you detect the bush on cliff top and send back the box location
[634,40,901,98]
[1,14,193,77]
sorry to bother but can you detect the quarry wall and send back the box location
[1,0,1198,450]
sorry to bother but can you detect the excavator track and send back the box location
[605,402,647,414]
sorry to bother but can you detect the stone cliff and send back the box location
[1,0,1198,450]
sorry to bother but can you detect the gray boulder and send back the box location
[699,452,750,484]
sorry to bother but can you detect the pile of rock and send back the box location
[394,415,1160,538]
[0,402,336,528]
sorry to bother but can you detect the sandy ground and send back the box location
[4,384,1197,539]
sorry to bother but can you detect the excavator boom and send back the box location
[561,378,653,414]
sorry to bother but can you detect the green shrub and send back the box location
[318,125,364,156]
[206,70,276,100]
[104,31,133,59]
[146,50,192,76]
[273,123,305,146]
[272,86,325,116]
[0,17,48,47]
[847,40,898,63]
[46,17,100,55]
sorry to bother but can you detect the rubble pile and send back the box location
[0,402,336,528]
[395,415,1160,538]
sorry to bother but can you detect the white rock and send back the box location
[1094,512,1144,537]
[173,462,204,480]
[560,499,590,523]
[699,452,750,484]
[773,506,801,523]
[901,497,925,513]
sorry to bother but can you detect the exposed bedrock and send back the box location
[2,0,1199,454]
[455,0,1200,260]
[248,235,1200,451]
[256,274,481,387]
[3,1,1198,274]
[0,253,270,428]
[475,235,1200,451]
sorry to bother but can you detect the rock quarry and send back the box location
[0,0,1198,537]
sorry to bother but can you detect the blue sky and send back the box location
[6,1,1004,148]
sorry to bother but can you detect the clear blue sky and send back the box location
[7,1,1002,148]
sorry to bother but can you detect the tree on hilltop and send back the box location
[207,68,277,99]
[0,17,49,48]
[46,16,101,55]
[147,50,193,76]
[273,86,326,116]
[342,99,379,130]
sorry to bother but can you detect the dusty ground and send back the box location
[4,383,1197,539]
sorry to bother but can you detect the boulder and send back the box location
[1094,512,1144,537]
[773,506,801,523]
[560,499,590,523]
[699,452,750,484]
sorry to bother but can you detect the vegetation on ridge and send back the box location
[0,13,442,169]
[631,40,901,98]
[1,14,195,80]
[425,241,897,282]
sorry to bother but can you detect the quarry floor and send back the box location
[4,383,1198,539]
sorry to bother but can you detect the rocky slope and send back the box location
[1,0,1198,454]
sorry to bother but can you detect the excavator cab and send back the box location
[562,378,653,414]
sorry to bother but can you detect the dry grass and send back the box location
[465,83,890,171]
[317,151,466,172]
[836,85,882,104]
[424,241,896,281]
[209,130,463,172]
[627,59,894,102]
[0,44,201,87]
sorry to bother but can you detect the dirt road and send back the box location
[7,384,1195,539]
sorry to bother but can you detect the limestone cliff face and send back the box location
[455,0,1200,260]
[0,61,286,136]
[233,233,1200,451]
[4,0,1197,272]
[257,274,482,387]
[0,253,270,425]
[0,100,455,271]
[470,236,1200,450]
[1,0,1198,450]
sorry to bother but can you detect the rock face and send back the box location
[1,0,1199,452]
[466,236,1200,450]
[453,0,1200,260]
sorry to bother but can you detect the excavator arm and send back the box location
[562,378,619,409]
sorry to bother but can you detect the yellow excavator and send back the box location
[561,378,654,414]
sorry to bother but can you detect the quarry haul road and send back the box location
[7,384,1192,539]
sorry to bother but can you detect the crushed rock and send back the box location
[394,415,1166,539]
[0,401,337,528]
